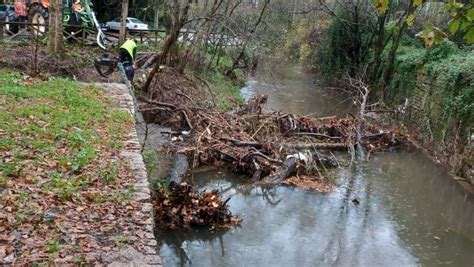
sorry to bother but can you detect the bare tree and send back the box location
[142,0,192,92]
[119,0,129,45]
[224,0,270,77]
[47,0,63,53]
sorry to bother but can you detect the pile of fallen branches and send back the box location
[136,67,210,129]
[139,81,398,188]
[136,66,398,190]
[152,182,240,230]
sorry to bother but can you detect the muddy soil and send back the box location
[0,43,110,82]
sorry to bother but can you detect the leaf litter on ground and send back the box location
[0,72,149,265]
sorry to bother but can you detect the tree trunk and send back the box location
[263,157,297,183]
[352,3,361,69]
[370,13,388,82]
[119,0,129,45]
[154,4,159,30]
[382,22,407,92]
[46,0,63,54]
[381,0,419,97]
[142,0,191,92]
[281,143,348,149]
[225,0,269,77]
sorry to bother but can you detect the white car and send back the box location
[106,17,149,32]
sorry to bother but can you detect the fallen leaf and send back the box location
[75,206,86,212]
[0,246,6,259]
[4,253,15,263]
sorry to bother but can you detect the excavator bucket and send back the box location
[94,56,117,78]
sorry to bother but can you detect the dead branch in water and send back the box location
[345,69,371,161]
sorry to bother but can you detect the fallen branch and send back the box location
[220,137,262,148]
[140,97,178,109]
[153,181,240,230]
[245,149,282,164]
[263,157,297,183]
[176,91,195,105]
[281,143,348,150]
[292,132,342,140]
[177,109,194,130]
[262,151,337,184]
[140,54,158,69]
[138,90,397,189]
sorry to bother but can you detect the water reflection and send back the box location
[160,154,474,266]
[240,67,354,117]
[157,226,232,267]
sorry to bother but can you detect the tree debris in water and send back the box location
[139,67,398,193]
[152,182,240,230]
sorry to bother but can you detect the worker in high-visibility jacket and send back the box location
[119,39,138,81]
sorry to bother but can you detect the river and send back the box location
[157,66,474,266]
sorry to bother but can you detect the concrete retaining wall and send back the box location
[393,68,474,184]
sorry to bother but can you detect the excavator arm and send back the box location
[82,0,107,49]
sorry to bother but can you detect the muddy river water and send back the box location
[157,67,474,266]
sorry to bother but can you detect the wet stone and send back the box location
[147,240,158,247]
[133,192,150,202]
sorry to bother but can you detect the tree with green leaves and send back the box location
[416,0,473,46]
[446,0,473,44]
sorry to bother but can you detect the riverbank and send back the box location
[0,72,160,265]
[0,43,105,82]
[388,43,474,185]
[279,9,474,186]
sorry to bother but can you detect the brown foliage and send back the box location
[153,182,240,230]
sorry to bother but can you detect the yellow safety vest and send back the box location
[120,39,137,60]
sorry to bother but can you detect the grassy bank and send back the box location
[0,72,142,264]
[389,41,474,140]
[388,41,474,180]
[197,69,244,111]
[0,42,105,82]
[197,51,245,111]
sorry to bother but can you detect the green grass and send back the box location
[198,51,245,111]
[142,147,164,188]
[0,70,140,263]
[198,69,244,111]
[0,71,132,198]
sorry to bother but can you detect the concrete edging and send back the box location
[98,83,162,267]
